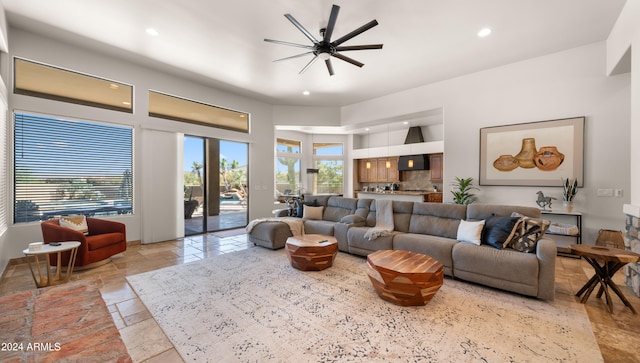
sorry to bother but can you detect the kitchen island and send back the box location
[355,191,442,203]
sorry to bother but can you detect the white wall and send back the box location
[0,27,276,261]
[343,42,631,244]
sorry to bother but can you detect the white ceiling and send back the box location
[2,0,627,109]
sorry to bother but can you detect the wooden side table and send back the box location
[23,241,81,288]
[366,249,444,306]
[568,244,640,314]
[285,234,338,271]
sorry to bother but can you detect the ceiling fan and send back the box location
[264,4,383,76]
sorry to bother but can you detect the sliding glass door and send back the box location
[184,136,248,235]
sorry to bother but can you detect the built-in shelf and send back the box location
[352,140,444,159]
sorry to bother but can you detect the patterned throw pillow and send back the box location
[59,215,89,235]
[504,213,550,253]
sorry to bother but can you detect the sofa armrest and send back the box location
[41,222,89,254]
[339,215,365,226]
[536,237,557,300]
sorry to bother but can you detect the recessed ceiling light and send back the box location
[403,121,409,125]
[302,91,310,96]
[478,27,492,38]
[146,28,159,36]
[122,101,131,105]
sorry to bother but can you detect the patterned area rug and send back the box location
[0,279,132,362]
[127,248,602,362]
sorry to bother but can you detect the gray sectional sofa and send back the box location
[248,195,556,300]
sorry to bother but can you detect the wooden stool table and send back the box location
[366,250,444,306]
[23,241,81,288]
[285,234,338,271]
[568,244,640,314]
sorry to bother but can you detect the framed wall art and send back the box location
[479,117,584,186]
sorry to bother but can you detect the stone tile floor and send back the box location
[1,230,639,362]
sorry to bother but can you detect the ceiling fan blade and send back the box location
[332,19,379,47]
[284,13,319,44]
[273,52,314,62]
[264,39,314,50]
[323,5,340,42]
[299,55,319,74]
[325,58,335,76]
[335,44,384,51]
[332,52,364,68]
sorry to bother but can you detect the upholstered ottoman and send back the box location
[248,221,293,250]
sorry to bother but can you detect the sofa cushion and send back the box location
[392,233,456,276]
[87,233,125,251]
[340,215,365,224]
[323,197,357,222]
[347,226,394,255]
[452,242,539,292]
[303,220,335,236]
[409,203,466,238]
[466,204,541,220]
[482,215,520,249]
[457,220,485,245]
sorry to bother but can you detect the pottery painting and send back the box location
[480,117,584,186]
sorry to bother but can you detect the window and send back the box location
[313,142,343,194]
[313,142,343,155]
[149,90,249,132]
[277,138,301,153]
[14,113,133,223]
[14,58,133,113]
[0,98,6,234]
[276,138,301,195]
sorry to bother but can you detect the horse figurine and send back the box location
[536,191,556,210]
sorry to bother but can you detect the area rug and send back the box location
[0,279,132,362]
[127,248,602,362]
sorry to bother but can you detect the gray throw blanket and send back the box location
[364,199,394,240]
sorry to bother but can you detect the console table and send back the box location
[541,210,582,257]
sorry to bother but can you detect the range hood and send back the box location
[398,154,430,171]
[398,126,429,171]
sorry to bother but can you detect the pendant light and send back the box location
[385,125,391,168]
[365,128,371,169]
[407,121,414,168]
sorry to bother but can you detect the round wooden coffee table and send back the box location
[366,249,444,306]
[568,244,640,314]
[285,234,338,271]
[23,241,81,288]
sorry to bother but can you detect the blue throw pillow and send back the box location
[482,214,520,249]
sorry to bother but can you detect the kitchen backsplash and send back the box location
[358,170,442,192]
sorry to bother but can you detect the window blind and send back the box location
[14,113,133,223]
[0,99,7,234]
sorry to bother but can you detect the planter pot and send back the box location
[184,200,199,219]
[562,200,574,213]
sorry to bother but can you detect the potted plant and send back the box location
[184,185,199,219]
[451,177,479,205]
[561,177,578,212]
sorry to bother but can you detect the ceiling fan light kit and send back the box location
[264,4,383,76]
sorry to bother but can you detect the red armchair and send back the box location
[41,217,127,269]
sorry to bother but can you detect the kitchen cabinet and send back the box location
[424,193,443,203]
[357,159,377,182]
[429,153,443,182]
[358,157,399,183]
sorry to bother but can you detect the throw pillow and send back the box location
[482,214,520,249]
[296,199,318,218]
[456,219,485,245]
[59,215,89,235]
[303,205,324,220]
[505,212,551,253]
